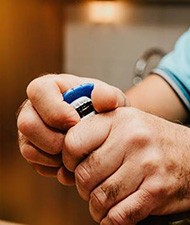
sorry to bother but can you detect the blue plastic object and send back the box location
[63,83,96,118]
[63,83,94,104]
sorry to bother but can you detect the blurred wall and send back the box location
[0,1,96,225]
[64,3,190,91]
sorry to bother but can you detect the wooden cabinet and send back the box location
[0,1,96,225]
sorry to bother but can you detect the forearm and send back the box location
[125,74,189,123]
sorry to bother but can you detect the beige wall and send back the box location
[64,3,190,91]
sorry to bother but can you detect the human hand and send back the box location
[17,74,127,185]
[62,107,190,224]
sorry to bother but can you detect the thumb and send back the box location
[92,82,129,113]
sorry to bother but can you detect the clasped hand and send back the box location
[17,74,190,225]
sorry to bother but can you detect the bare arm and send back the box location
[125,74,189,123]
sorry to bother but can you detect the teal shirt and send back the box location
[153,29,190,110]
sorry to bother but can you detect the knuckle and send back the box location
[90,188,107,212]
[17,114,35,136]
[18,133,28,156]
[127,207,144,225]
[145,181,167,200]
[20,144,33,161]
[127,193,152,224]
[106,190,151,225]
[75,164,92,194]
[64,129,82,156]
[108,206,143,225]
[26,75,54,99]
[90,183,122,222]
[142,159,157,175]
[139,189,153,204]
[17,101,38,137]
[26,77,43,99]
[18,135,38,163]
[107,208,127,225]
[142,152,161,175]
[33,164,55,177]
[129,126,151,146]
[27,74,61,100]
[16,99,29,119]
[117,109,152,145]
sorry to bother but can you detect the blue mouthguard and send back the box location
[63,83,95,118]
[63,83,94,104]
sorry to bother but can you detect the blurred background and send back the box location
[0,0,190,224]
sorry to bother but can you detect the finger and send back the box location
[75,148,125,201]
[19,132,62,167]
[57,74,128,112]
[26,74,81,130]
[74,127,129,200]
[62,113,112,172]
[89,160,144,223]
[57,166,75,186]
[31,163,59,177]
[27,74,128,130]
[17,100,65,154]
[91,81,129,112]
[100,189,155,225]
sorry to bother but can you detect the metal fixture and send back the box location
[133,48,166,85]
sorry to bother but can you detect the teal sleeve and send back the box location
[153,29,190,110]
